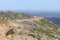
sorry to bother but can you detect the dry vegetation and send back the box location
[0,11,60,40]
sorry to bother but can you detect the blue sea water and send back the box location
[46,17,60,25]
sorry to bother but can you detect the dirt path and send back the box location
[13,17,43,22]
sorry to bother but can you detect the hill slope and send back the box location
[0,12,60,40]
[0,11,32,20]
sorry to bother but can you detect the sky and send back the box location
[0,0,60,11]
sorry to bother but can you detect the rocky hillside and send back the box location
[0,11,32,20]
[0,12,60,40]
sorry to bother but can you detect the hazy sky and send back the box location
[0,0,60,11]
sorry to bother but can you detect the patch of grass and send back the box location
[28,33,36,38]
[0,18,8,25]
[22,21,32,25]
